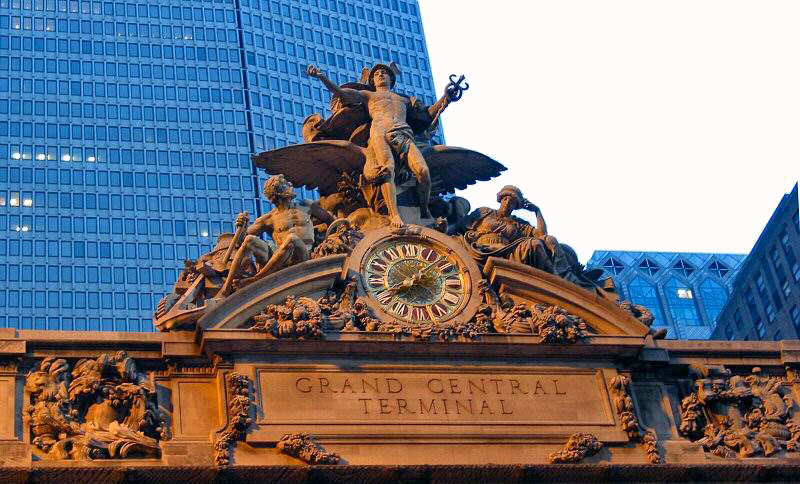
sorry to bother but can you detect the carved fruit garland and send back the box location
[609,375,661,464]
[214,372,253,466]
[548,433,603,463]
[277,433,340,465]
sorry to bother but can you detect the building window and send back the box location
[781,230,797,265]
[699,279,727,325]
[733,308,744,330]
[664,278,703,326]
[673,259,695,277]
[744,289,760,321]
[791,306,800,331]
[765,303,777,323]
[725,325,734,340]
[602,257,625,275]
[755,319,765,339]
[627,276,667,327]
[708,260,730,279]
[638,258,660,276]
[773,330,783,341]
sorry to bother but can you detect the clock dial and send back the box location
[363,239,467,323]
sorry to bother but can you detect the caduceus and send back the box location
[426,74,469,137]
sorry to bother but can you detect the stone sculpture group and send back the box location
[152,62,649,338]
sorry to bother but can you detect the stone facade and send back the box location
[3,253,800,480]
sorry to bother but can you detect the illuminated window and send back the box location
[664,278,702,326]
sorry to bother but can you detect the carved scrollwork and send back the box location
[214,372,254,466]
[23,352,165,460]
[548,433,603,463]
[609,375,661,463]
[679,366,800,459]
[277,433,340,465]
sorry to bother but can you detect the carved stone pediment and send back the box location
[198,227,649,345]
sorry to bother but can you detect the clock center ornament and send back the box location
[151,61,663,342]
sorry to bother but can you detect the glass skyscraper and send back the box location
[0,0,437,331]
[587,250,747,339]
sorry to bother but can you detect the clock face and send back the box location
[363,239,468,323]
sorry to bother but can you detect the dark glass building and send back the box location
[0,0,437,331]
[587,250,747,339]
[711,183,800,341]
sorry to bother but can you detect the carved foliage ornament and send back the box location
[609,375,661,464]
[214,372,254,466]
[277,433,340,465]
[548,433,603,464]
[679,366,800,459]
[23,351,166,460]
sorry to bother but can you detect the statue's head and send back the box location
[369,63,396,90]
[496,185,524,214]
[264,174,295,204]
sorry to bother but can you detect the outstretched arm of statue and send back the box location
[427,92,451,120]
[305,199,336,225]
[306,64,363,106]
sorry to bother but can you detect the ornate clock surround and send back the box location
[344,225,484,327]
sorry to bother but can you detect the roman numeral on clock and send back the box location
[410,306,430,321]
[442,291,460,306]
[431,303,449,317]
[391,301,409,317]
[368,275,384,287]
[369,258,388,273]
[402,244,419,257]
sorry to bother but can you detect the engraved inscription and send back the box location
[259,370,610,425]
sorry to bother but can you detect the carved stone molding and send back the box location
[609,375,661,464]
[548,433,603,463]
[23,351,165,460]
[679,365,800,459]
[277,433,340,465]
[213,372,253,466]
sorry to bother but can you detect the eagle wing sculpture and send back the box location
[252,141,505,196]
[420,145,506,196]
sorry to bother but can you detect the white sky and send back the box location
[418,0,800,263]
